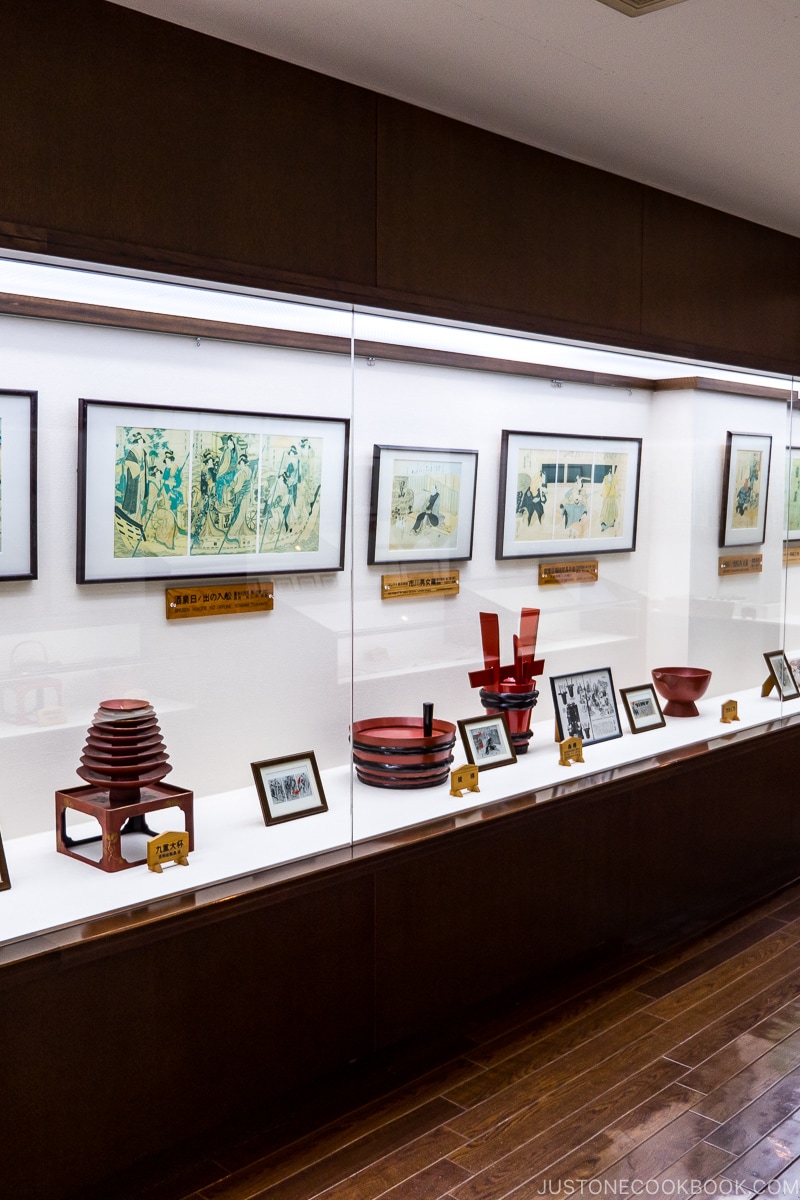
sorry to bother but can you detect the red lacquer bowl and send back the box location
[651,667,712,718]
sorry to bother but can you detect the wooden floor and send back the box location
[91,879,800,1200]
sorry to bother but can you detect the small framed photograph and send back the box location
[763,651,800,700]
[251,751,329,825]
[457,713,517,771]
[550,668,623,746]
[367,444,478,565]
[496,430,642,560]
[620,684,666,734]
[719,431,772,548]
[77,398,349,583]
[0,389,37,581]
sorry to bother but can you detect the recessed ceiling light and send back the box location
[595,0,691,15]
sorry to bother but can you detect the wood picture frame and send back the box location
[763,650,800,700]
[251,751,329,826]
[457,712,517,771]
[620,683,666,734]
[719,431,772,548]
[0,826,10,891]
[77,398,349,583]
[550,667,623,746]
[496,430,641,560]
[0,389,37,581]
[367,444,478,565]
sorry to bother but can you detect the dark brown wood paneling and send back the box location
[375,97,644,343]
[0,0,377,288]
[642,189,800,371]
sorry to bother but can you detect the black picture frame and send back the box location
[77,398,349,583]
[367,444,478,565]
[550,667,623,746]
[496,430,642,560]
[719,431,772,549]
[251,751,329,826]
[0,389,37,581]
[0,826,10,891]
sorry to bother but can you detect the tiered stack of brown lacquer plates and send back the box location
[352,717,457,789]
[77,698,173,803]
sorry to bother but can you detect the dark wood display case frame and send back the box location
[3,716,800,1200]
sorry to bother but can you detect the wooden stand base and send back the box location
[55,782,194,872]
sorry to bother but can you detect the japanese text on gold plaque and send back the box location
[784,545,800,566]
[381,571,460,599]
[166,581,274,620]
[539,561,598,586]
[718,554,762,577]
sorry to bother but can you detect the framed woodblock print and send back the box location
[620,683,666,734]
[719,431,772,548]
[786,446,800,542]
[251,751,328,825]
[550,668,623,746]
[77,399,349,582]
[0,389,37,581]
[367,444,478,565]
[457,713,517,771]
[763,650,800,700]
[496,431,641,560]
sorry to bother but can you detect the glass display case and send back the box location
[0,253,797,951]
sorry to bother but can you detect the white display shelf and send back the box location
[1,686,794,952]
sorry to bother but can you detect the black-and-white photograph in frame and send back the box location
[457,713,517,771]
[620,683,666,734]
[550,668,623,746]
[251,751,329,826]
[0,389,37,581]
[496,430,642,560]
[77,398,349,583]
[763,650,800,700]
[367,444,478,565]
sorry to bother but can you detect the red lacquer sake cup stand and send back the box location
[55,699,194,872]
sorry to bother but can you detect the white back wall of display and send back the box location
[0,314,354,838]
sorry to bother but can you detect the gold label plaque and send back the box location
[720,699,740,724]
[147,831,190,873]
[559,736,585,768]
[718,554,762,577]
[539,561,599,586]
[166,581,274,619]
[381,570,460,599]
[450,763,480,798]
[784,545,800,566]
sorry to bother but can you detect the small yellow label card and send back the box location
[450,763,480,798]
[720,699,740,724]
[718,554,762,577]
[381,570,460,599]
[539,561,599,586]
[784,545,800,566]
[559,736,585,768]
[166,581,274,619]
[147,831,190,873]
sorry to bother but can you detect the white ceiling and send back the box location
[110,0,800,238]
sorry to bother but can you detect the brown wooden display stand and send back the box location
[56,782,194,872]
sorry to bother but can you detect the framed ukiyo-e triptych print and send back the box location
[496,431,642,560]
[77,399,349,583]
[0,389,37,582]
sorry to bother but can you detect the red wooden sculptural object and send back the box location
[468,609,544,754]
